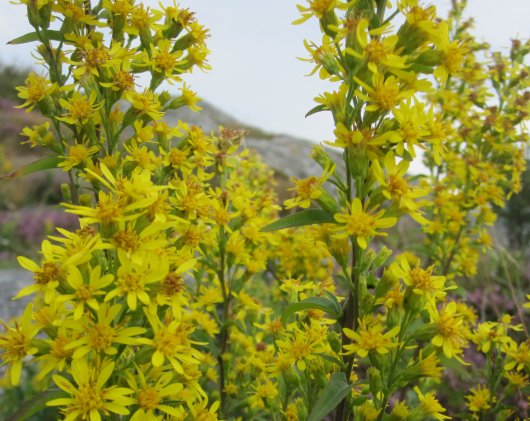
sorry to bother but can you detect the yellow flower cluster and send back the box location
[1,0,528,420]
[277,0,530,419]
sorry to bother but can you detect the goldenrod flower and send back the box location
[16,72,57,112]
[284,161,335,209]
[334,198,397,249]
[347,19,408,74]
[65,303,146,358]
[503,340,530,372]
[293,0,348,25]
[356,74,413,112]
[105,250,169,310]
[21,122,55,148]
[413,386,450,420]
[37,326,77,380]
[391,100,430,158]
[58,90,102,126]
[371,151,428,224]
[58,143,100,171]
[429,301,468,361]
[433,22,469,83]
[343,316,400,358]
[390,255,447,304]
[126,368,184,420]
[125,89,164,120]
[0,304,39,385]
[142,308,203,375]
[143,39,185,81]
[466,384,494,413]
[503,371,529,389]
[62,264,114,320]
[47,358,135,420]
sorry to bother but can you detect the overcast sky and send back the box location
[1,1,529,144]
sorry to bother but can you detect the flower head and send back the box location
[334,198,396,249]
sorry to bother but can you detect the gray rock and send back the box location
[0,269,31,321]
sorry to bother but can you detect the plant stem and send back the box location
[335,240,359,421]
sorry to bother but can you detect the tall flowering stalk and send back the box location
[0,0,529,420]
[264,0,530,419]
[1,0,220,419]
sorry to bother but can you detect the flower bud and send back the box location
[60,183,72,203]
[367,367,382,397]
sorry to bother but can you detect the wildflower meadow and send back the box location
[0,0,529,420]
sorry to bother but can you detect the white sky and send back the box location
[1,1,529,144]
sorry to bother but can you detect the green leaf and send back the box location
[307,372,353,421]
[0,157,61,180]
[315,353,346,369]
[281,296,341,325]
[8,30,63,45]
[8,389,62,421]
[305,104,327,118]
[323,290,342,316]
[260,209,335,232]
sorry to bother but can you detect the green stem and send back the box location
[335,240,360,421]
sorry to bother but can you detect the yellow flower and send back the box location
[125,89,164,120]
[126,369,184,420]
[469,321,511,354]
[16,72,57,112]
[37,326,77,380]
[142,307,203,375]
[503,371,529,389]
[293,0,348,25]
[343,316,400,358]
[466,384,494,413]
[0,304,39,385]
[433,22,469,83]
[284,161,335,209]
[391,100,430,158]
[185,398,220,421]
[429,301,468,361]
[358,400,380,420]
[58,143,100,171]
[390,401,410,419]
[390,255,447,304]
[58,90,102,126]
[65,303,146,358]
[275,322,330,371]
[356,74,413,112]
[371,151,428,224]
[47,358,135,420]
[413,386,450,420]
[334,198,397,249]
[347,19,408,74]
[417,351,443,378]
[62,264,114,320]
[21,122,55,148]
[105,249,169,310]
[144,39,185,81]
[503,340,530,372]
[14,237,88,304]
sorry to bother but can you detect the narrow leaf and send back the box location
[8,30,63,45]
[305,104,327,118]
[307,372,353,421]
[323,290,342,316]
[260,209,335,232]
[0,157,61,180]
[281,296,341,325]
[8,389,62,421]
